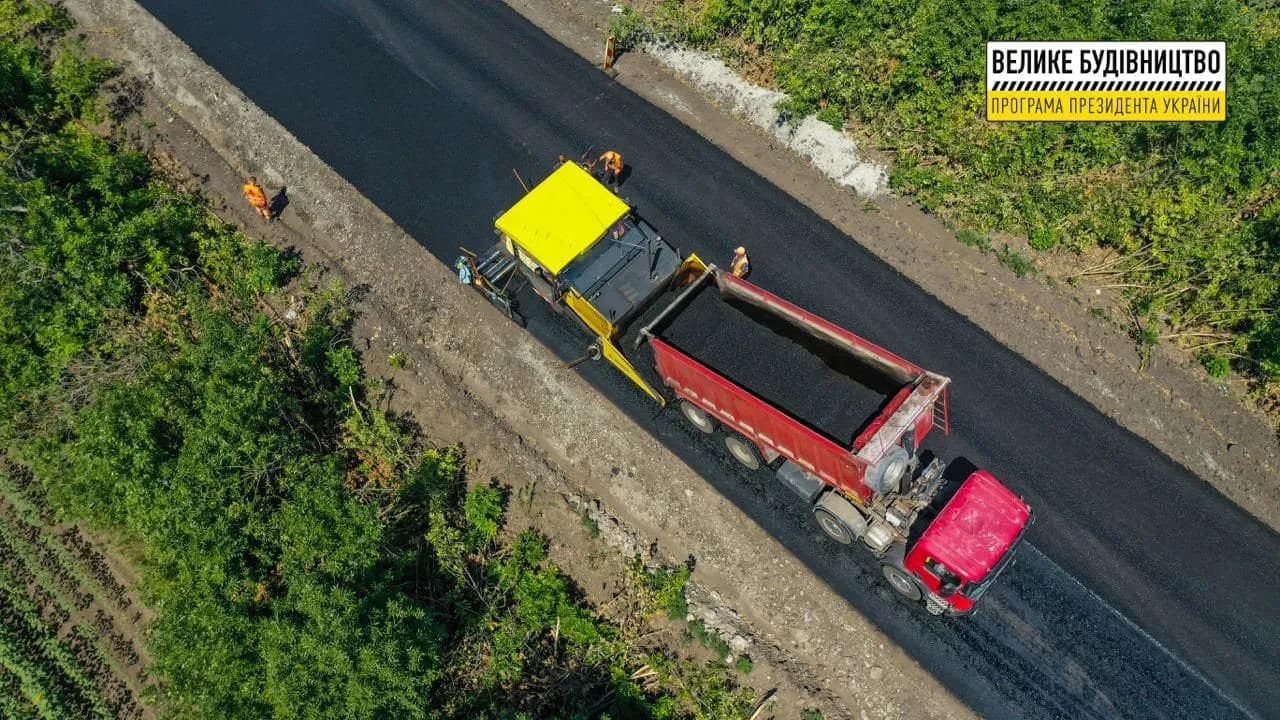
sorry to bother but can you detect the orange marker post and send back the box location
[603,35,616,70]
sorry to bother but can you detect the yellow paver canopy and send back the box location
[494,162,629,275]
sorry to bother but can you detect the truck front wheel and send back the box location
[680,401,715,434]
[881,564,923,601]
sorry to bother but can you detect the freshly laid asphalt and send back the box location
[139,1,1279,717]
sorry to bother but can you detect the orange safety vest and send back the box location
[731,253,750,277]
[243,183,268,208]
[601,151,623,173]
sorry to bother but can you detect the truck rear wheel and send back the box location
[724,435,761,470]
[680,401,715,434]
[813,507,853,544]
[881,564,923,601]
[812,491,867,545]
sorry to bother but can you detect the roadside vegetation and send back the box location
[0,467,152,720]
[0,2,758,717]
[614,0,1280,398]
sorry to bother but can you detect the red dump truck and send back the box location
[630,265,1033,615]
[471,159,1032,615]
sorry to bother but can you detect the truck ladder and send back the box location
[933,385,950,435]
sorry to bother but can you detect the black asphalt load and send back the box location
[137,1,1279,717]
[657,280,897,446]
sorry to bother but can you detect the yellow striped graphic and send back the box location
[987,91,1225,121]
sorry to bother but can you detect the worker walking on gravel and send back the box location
[598,150,624,190]
[730,246,751,278]
[242,176,272,222]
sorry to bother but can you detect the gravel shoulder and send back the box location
[61,1,974,717]
[502,0,1280,528]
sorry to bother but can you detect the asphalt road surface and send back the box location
[138,1,1280,717]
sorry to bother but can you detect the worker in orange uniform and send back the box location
[242,176,272,222]
[598,150,624,191]
[730,246,751,278]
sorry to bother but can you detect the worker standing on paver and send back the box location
[730,246,751,278]
[598,150,624,191]
[455,256,473,285]
[242,176,272,222]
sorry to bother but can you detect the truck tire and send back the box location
[812,507,852,544]
[680,401,715,434]
[724,435,761,470]
[881,563,923,602]
[812,492,868,545]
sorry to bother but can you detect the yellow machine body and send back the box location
[493,161,707,405]
[494,162,629,275]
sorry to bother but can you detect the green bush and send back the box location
[642,562,691,620]
[816,104,844,130]
[996,244,1036,278]
[651,0,718,46]
[1251,318,1280,381]
[956,228,991,252]
[465,482,506,548]
[608,5,647,51]
[581,510,602,538]
[1028,226,1058,251]
[1200,353,1231,378]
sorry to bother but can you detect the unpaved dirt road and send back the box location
[67,0,1279,717]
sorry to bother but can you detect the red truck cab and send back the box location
[905,470,1033,614]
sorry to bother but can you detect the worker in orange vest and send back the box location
[242,176,272,222]
[730,246,751,278]
[598,150,624,190]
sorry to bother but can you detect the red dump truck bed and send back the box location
[628,265,1030,616]
[635,267,950,503]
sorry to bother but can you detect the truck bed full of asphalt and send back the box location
[653,281,901,446]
